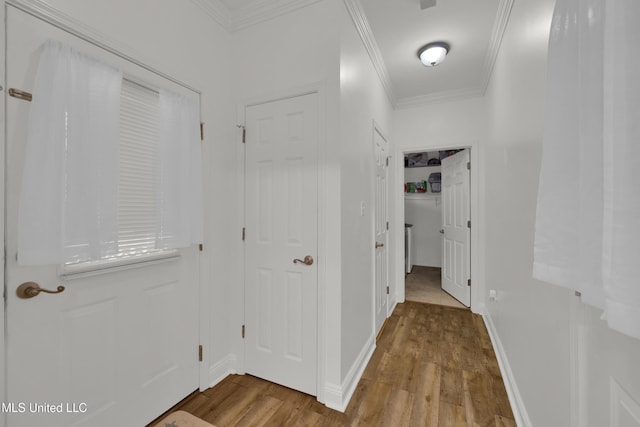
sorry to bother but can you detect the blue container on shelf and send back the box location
[428,172,441,193]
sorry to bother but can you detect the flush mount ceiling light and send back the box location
[417,42,450,67]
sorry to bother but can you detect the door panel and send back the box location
[374,127,389,334]
[245,93,318,395]
[441,149,471,307]
[5,8,199,426]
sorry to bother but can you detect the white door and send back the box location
[374,127,389,334]
[5,8,199,427]
[244,93,318,395]
[441,149,471,307]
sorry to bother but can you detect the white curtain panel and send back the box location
[534,0,640,339]
[157,89,204,249]
[18,40,122,265]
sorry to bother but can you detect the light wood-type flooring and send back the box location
[156,301,515,426]
[406,266,467,309]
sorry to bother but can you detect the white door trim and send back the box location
[394,143,484,314]
[1,1,7,425]
[236,82,328,404]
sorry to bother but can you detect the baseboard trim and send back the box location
[324,334,376,412]
[208,353,237,389]
[483,314,532,427]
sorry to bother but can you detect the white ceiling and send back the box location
[196,0,512,107]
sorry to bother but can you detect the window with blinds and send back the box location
[116,79,160,258]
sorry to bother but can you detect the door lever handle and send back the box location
[375,242,384,248]
[16,282,65,299]
[293,256,314,265]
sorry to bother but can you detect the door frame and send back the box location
[1,2,7,424]
[2,0,207,409]
[394,143,483,313]
[235,83,328,404]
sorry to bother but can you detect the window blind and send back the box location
[116,79,160,258]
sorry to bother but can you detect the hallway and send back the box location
[158,301,514,426]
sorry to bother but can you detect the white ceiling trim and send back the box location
[231,0,324,32]
[343,0,397,107]
[479,0,515,94]
[190,0,231,32]
[395,87,484,109]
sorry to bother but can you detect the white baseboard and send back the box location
[324,334,376,412]
[208,353,237,389]
[483,313,532,427]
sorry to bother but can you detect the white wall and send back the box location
[392,97,485,309]
[483,0,640,425]
[3,0,236,392]
[231,0,344,402]
[404,196,441,268]
[338,0,393,398]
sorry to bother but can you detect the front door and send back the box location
[244,93,318,395]
[441,148,471,307]
[374,126,389,335]
[5,8,199,426]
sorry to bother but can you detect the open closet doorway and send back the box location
[402,147,471,309]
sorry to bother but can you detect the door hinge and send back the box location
[242,227,246,241]
[467,279,471,287]
[467,161,471,170]
[237,125,246,143]
[242,324,245,339]
[386,157,389,167]
[467,220,471,228]
[200,122,204,141]
[198,345,203,362]
[386,286,390,295]
[386,221,389,231]
[199,243,203,252]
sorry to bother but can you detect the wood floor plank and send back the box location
[379,388,414,427]
[156,301,514,427]
[409,361,440,427]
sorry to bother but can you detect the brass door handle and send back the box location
[16,282,65,299]
[375,242,384,248]
[293,256,314,265]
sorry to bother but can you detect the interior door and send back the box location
[244,93,318,395]
[5,8,199,426]
[374,126,389,334]
[441,148,471,307]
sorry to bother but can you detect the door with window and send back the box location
[4,8,199,427]
[244,93,318,395]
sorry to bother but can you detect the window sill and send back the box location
[60,250,180,280]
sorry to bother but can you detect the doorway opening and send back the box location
[402,146,471,309]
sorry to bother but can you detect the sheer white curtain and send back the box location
[18,40,122,265]
[533,0,640,339]
[157,89,204,249]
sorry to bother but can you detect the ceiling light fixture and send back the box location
[417,42,450,67]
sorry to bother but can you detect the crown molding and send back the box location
[190,0,232,32]
[343,0,397,107]
[395,0,513,109]
[395,87,483,109]
[479,0,515,94]
[231,0,323,32]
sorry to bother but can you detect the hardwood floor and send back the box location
[162,301,515,426]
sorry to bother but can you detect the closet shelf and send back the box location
[404,193,441,200]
